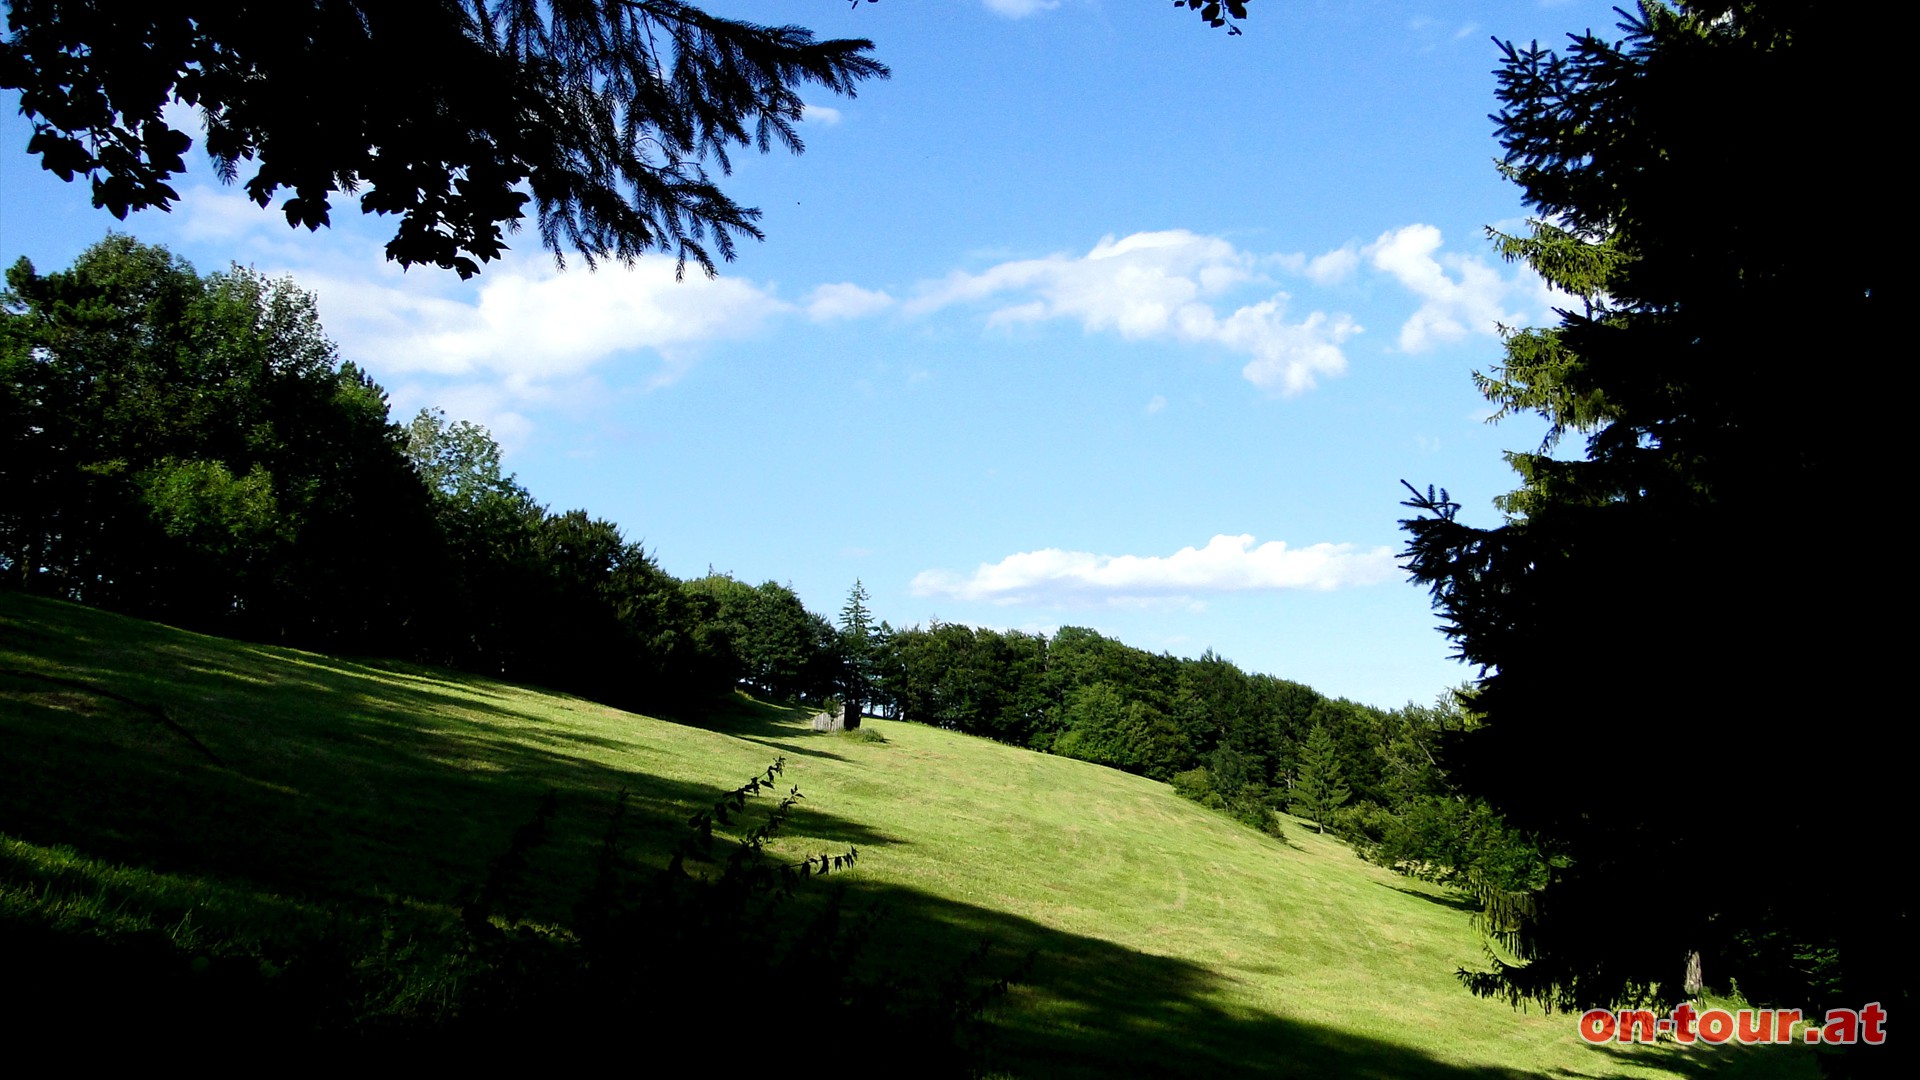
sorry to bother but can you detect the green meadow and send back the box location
[0,592,1811,1076]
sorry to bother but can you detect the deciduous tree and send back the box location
[2,235,439,637]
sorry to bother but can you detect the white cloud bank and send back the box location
[908,230,1362,396]
[912,533,1396,606]
[278,249,790,445]
[305,251,788,405]
[164,185,790,410]
[1367,224,1526,352]
[177,175,1560,431]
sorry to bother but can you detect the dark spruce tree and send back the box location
[1399,2,1903,1066]
[836,579,875,729]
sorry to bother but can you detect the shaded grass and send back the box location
[1,593,1818,1076]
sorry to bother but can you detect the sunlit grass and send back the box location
[1,593,1817,1076]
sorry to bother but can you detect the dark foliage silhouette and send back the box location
[1398,6,1903,1072]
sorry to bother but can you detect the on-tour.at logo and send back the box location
[1578,1002,1888,1046]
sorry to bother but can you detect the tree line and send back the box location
[865,618,1541,889]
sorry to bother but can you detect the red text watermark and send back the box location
[1578,1002,1888,1046]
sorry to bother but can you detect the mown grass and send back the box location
[1,592,1817,1076]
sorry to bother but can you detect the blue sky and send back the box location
[0,1,1617,709]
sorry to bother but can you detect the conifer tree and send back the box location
[1289,725,1349,835]
[836,579,875,730]
[1399,2,1902,1044]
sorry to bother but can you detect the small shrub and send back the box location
[1229,795,1284,838]
[1168,766,1285,839]
[1334,802,1394,848]
[1170,767,1212,801]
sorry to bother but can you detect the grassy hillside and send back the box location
[1,593,1811,1076]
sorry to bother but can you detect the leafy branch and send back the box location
[1172,0,1252,36]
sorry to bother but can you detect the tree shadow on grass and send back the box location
[0,596,898,922]
[1384,882,1481,914]
[822,874,1809,1079]
[730,732,854,763]
[780,876,1557,1080]
[668,691,870,762]
[703,694,931,757]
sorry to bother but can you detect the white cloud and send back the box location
[908,230,1361,395]
[305,252,789,398]
[1305,245,1361,285]
[386,380,537,453]
[1145,394,1167,415]
[1219,301,1359,396]
[910,229,1249,323]
[176,186,269,243]
[912,533,1396,606]
[981,0,1060,17]
[157,186,789,408]
[801,103,842,125]
[1366,224,1525,352]
[806,281,894,321]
